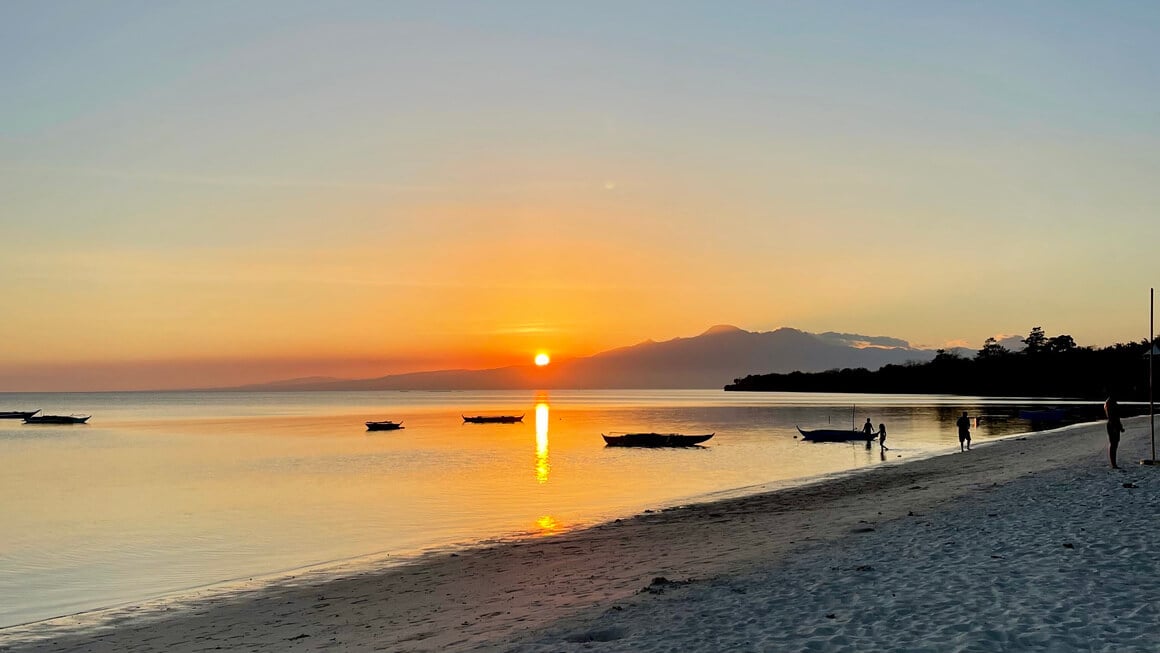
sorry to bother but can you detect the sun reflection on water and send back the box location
[536,515,560,535]
[534,402,550,483]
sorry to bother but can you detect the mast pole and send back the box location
[1145,288,1156,465]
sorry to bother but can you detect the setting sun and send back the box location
[534,353,551,366]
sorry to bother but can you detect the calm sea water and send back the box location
[0,390,1100,628]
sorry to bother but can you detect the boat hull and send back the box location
[602,433,714,447]
[796,426,873,442]
[0,410,39,419]
[24,415,90,424]
[366,421,403,431]
[462,415,524,424]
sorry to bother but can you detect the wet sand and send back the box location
[2,417,1152,652]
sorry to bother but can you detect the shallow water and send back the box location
[0,389,1100,628]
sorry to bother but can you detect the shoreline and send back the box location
[504,417,1160,652]
[2,417,1147,651]
[0,409,969,634]
[0,426,994,637]
[0,434,926,634]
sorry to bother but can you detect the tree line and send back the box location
[725,327,1158,400]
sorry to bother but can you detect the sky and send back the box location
[2,1,1159,391]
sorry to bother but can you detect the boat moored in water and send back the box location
[24,414,90,425]
[796,426,874,443]
[462,415,524,424]
[602,432,714,447]
[366,420,404,431]
[0,410,39,419]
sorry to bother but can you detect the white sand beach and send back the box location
[3,417,1156,652]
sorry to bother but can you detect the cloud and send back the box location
[816,331,912,349]
[995,334,1026,351]
[4,164,444,193]
[488,323,564,335]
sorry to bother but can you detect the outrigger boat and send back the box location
[602,432,714,447]
[24,414,90,425]
[462,415,524,424]
[366,420,404,431]
[796,426,874,443]
[0,410,39,419]
[797,404,878,443]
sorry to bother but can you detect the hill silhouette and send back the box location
[225,326,934,391]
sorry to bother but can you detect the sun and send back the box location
[534,353,551,366]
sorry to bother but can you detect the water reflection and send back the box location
[2,390,1116,630]
[536,515,560,535]
[534,402,550,484]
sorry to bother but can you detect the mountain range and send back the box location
[227,325,951,391]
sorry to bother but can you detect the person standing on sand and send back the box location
[878,423,888,450]
[1105,395,1125,469]
[956,411,971,452]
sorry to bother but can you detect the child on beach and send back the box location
[1105,396,1125,469]
[956,411,971,452]
[877,423,887,450]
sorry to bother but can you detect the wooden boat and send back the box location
[602,432,714,447]
[0,410,39,419]
[24,414,90,425]
[462,414,524,424]
[796,426,874,443]
[366,420,404,431]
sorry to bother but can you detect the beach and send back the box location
[3,416,1156,652]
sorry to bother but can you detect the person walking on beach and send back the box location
[877,423,888,450]
[956,411,972,452]
[1105,395,1125,469]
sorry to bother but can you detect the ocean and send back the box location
[0,389,1098,629]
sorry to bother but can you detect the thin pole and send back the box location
[1151,288,1155,461]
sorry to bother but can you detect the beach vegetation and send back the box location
[725,328,1158,400]
[1022,326,1048,356]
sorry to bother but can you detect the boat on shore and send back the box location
[24,414,90,425]
[366,420,404,431]
[462,415,524,424]
[796,426,874,443]
[0,410,39,419]
[602,432,714,447]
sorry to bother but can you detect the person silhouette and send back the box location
[956,411,972,452]
[863,418,874,448]
[1105,395,1125,469]
[877,423,888,450]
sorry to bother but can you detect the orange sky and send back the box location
[3,3,1158,391]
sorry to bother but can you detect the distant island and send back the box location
[219,325,937,392]
[726,327,1156,400]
